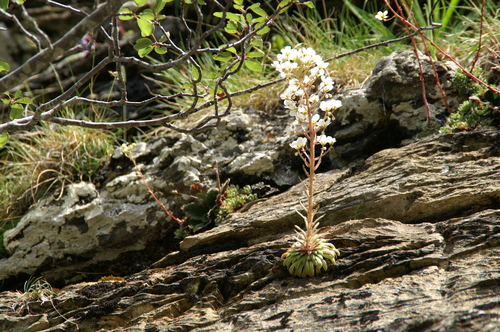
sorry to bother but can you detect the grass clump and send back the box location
[12,276,56,314]
[0,110,116,254]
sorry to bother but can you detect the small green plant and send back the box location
[178,182,257,238]
[451,68,484,96]
[440,90,500,133]
[13,276,78,328]
[273,46,341,278]
[440,68,500,133]
[13,276,55,314]
[121,144,256,239]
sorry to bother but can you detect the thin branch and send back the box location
[470,0,485,71]
[46,0,88,16]
[19,3,52,49]
[0,8,43,51]
[0,0,128,92]
[326,23,442,62]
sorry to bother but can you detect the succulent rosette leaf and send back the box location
[282,229,340,277]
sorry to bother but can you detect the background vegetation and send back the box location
[0,0,499,255]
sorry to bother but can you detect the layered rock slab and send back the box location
[0,51,467,286]
[0,129,499,331]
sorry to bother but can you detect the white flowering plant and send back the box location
[273,47,341,277]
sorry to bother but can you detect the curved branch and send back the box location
[0,0,127,92]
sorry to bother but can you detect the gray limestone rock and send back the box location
[0,51,470,294]
[0,128,499,332]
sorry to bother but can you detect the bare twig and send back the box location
[0,0,128,92]
[470,0,485,71]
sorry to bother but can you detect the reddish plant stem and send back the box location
[306,94,316,253]
[470,0,485,71]
[386,0,500,95]
[129,157,183,224]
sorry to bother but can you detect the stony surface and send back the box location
[0,128,499,332]
[328,50,465,167]
[0,51,467,290]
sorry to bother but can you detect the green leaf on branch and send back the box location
[244,59,263,72]
[248,3,267,17]
[0,61,10,72]
[224,21,239,34]
[137,18,154,37]
[16,97,33,104]
[10,103,23,120]
[246,51,264,58]
[154,46,167,54]
[13,0,25,4]
[14,90,22,99]
[118,8,135,20]
[278,0,292,14]
[0,132,9,148]
[251,16,266,25]
[0,0,8,10]
[134,0,149,6]
[139,8,155,20]
[138,46,153,57]
[256,26,270,35]
[251,39,263,48]
[214,11,240,22]
[278,0,292,8]
[302,1,315,8]
[213,52,233,62]
[154,0,173,14]
[134,38,153,50]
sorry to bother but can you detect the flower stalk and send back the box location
[273,47,341,277]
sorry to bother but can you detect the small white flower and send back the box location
[309,95,319,103]
[319,76,334,92]
[296,112,307,121]
[286,125,296,135]
[311,114,320,124]
[375,10,388,21]
[280,87,295,100]
[317,118,331,129]
[315,59,328,70]
[284,99,295,109]
[290,137,307,150]
[317,135,336,145]
[320,99,342,111]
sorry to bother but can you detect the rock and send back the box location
[328,50,464,166]
[0,128,499,332]
[0,107,298,287]
[0,180,176,286]
[0,51,475,289]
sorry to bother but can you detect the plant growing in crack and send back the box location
[13,276,78,329]
[273,46,341,277]
[121,144,257,238]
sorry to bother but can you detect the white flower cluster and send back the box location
[272,46,342,151]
